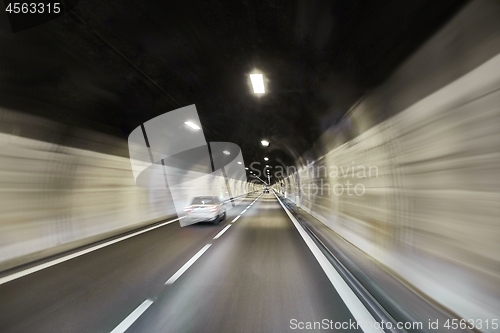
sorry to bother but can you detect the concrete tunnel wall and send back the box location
[0,109,252,270]
[0,0,498,326]
[275,0,500,327]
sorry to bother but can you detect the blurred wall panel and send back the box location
[282,0,500,329]
[0,108,176,271]
[0,106,253,267]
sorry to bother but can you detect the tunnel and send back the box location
[0,1,499,332]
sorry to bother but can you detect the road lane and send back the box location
[127,193,362,333]
[0,195,253,333]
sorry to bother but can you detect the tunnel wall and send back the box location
[0,108,251,271]
[0,108,176,270]
[280,0,500,326]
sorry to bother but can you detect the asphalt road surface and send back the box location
[0,193,362,333]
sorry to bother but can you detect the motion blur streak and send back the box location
[0,109,176,271]
[275,1,500,328]
[0,0,499,333]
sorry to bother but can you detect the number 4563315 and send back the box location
[444,319,498,330]
[5,2,61,14]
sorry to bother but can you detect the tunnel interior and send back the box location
[1,1,499,333]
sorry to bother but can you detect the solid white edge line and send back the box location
[213,224,232,239]
[231,215,240,223]
[165,243,212,285]
[0,217,184,286]
[110,299,154,333]
[273,193,382,333]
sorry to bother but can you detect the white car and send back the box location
[184,196,226,225]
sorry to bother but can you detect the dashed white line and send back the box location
[110,299,154,333]
[165,243,212,285]
[112,194,260,332]
[0,217,184,286]
[213,225,232,239]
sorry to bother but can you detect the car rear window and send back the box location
[191,197,218,205]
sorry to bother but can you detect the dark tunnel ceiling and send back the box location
[0,0,468,175]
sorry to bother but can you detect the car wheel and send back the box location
[221,211,226,221]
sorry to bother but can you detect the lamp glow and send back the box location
[261,140,269,147]
[184,121,200,130]
[250,74,265,94]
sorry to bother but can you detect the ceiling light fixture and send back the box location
[223,150,230,155]
[264,157,269,161]
[261,140,269,147]
[250,73,265,94]
[184,121,200,130]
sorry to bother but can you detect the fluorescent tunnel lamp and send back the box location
[250,74,265,94]
[184,121,200,130]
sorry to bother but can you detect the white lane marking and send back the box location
[246,195,260,208]
[274,193,382,333]
[165,244,212,285]
[231,215,240,223]
[110,299,154,333]
[0,217,184,286]
[213,225,232,239]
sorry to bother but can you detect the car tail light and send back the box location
[209,205,217,212]
[184,206,192,213]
